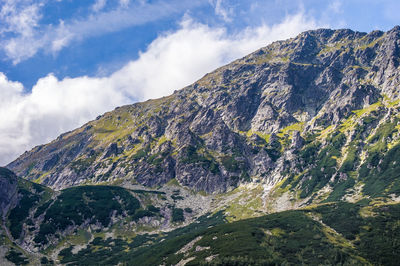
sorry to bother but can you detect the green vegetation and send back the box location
[280,101,400,201]
[171,194,184,200]
[56,212,225,265]
[147,205,160,213]
[5,108,400,264]
[352,100,383,117]
[159,202,400,265]
[181,145,220,174]
[8,187,41,239]
[221,155,239,172]
[360,143,400,197]
[5,28,400,266]
[40,256,54,265]
[172,208,185,223]
[147,151,167,166]
[132,204,161,221]
[277,122,305,138]
[241,130,270,143]
[223,186,264,221]
[184,207,193,213]
[184,211,357,265]
[312,201,400,265]
[55,201,400,265]
[265,137,281,162]
[356,35,384,50]
[5,248,29,265]
[0,167,16,181]
[132,209,155,220]
[324,178,356,202]
[131,148,148,160]
[318,41,351,55]
[70,156,96,174]
[339,143,358,173]
[34,200,52,218]
[297,132,346,198]
[34,186,140,245]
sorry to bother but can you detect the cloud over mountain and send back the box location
[0,13,321,165]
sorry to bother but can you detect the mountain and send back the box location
[0,168,18,220]
[3,26,400,265]
[0,167,215,265]
[8,27,400,199]
[1,167,400,265]
[0,165,400,265]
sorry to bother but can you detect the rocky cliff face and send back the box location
[0,167,217,260]
[0,168,17,220]
[4,26,400,265]
[7,27,400,201]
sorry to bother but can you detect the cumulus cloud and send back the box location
[0,73,132,166]
[111,13,323,100]
[0,13,323,165]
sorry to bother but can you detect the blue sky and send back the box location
[2,0,399,89]
[0,0,400,165]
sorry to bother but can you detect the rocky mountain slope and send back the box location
[1,167,400,265]
[3,26,400,264]
[8,27,400,201]
[0,168,18,220]
[0,167,215,264]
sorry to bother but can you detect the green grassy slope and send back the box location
[52,200,400,265]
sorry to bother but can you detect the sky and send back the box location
[0,0,400,166]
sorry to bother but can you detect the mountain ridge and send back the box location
[1,166,400,265]
[8,26,400,198]
[3,26,400,265]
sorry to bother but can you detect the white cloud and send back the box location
[0,13,323,165]
[0,0,44,63]
[0,0,203,64]
[210,0,233,22]
[119,0,130,7]
[92,0,107,12]
[111,13,323,100]
[328,0,343,14]
[0,74,131,166]
[0,0,42,37]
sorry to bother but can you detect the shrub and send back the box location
[172,208,184,223]
[5,249,28,265]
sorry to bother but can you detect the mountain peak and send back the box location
[6,27,400,202]
[3,26,400,264]
[389,25,400,33]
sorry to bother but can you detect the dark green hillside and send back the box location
[1,170,163,251]
[8,179,51,240]
[4,26,400,265]
[136,201,400,265]
[0,167,175,265]
[52,201,400,265]
[34,186,141,245]
[312,201,400,265]
[57,212,226,265]
[0,167,16,181]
